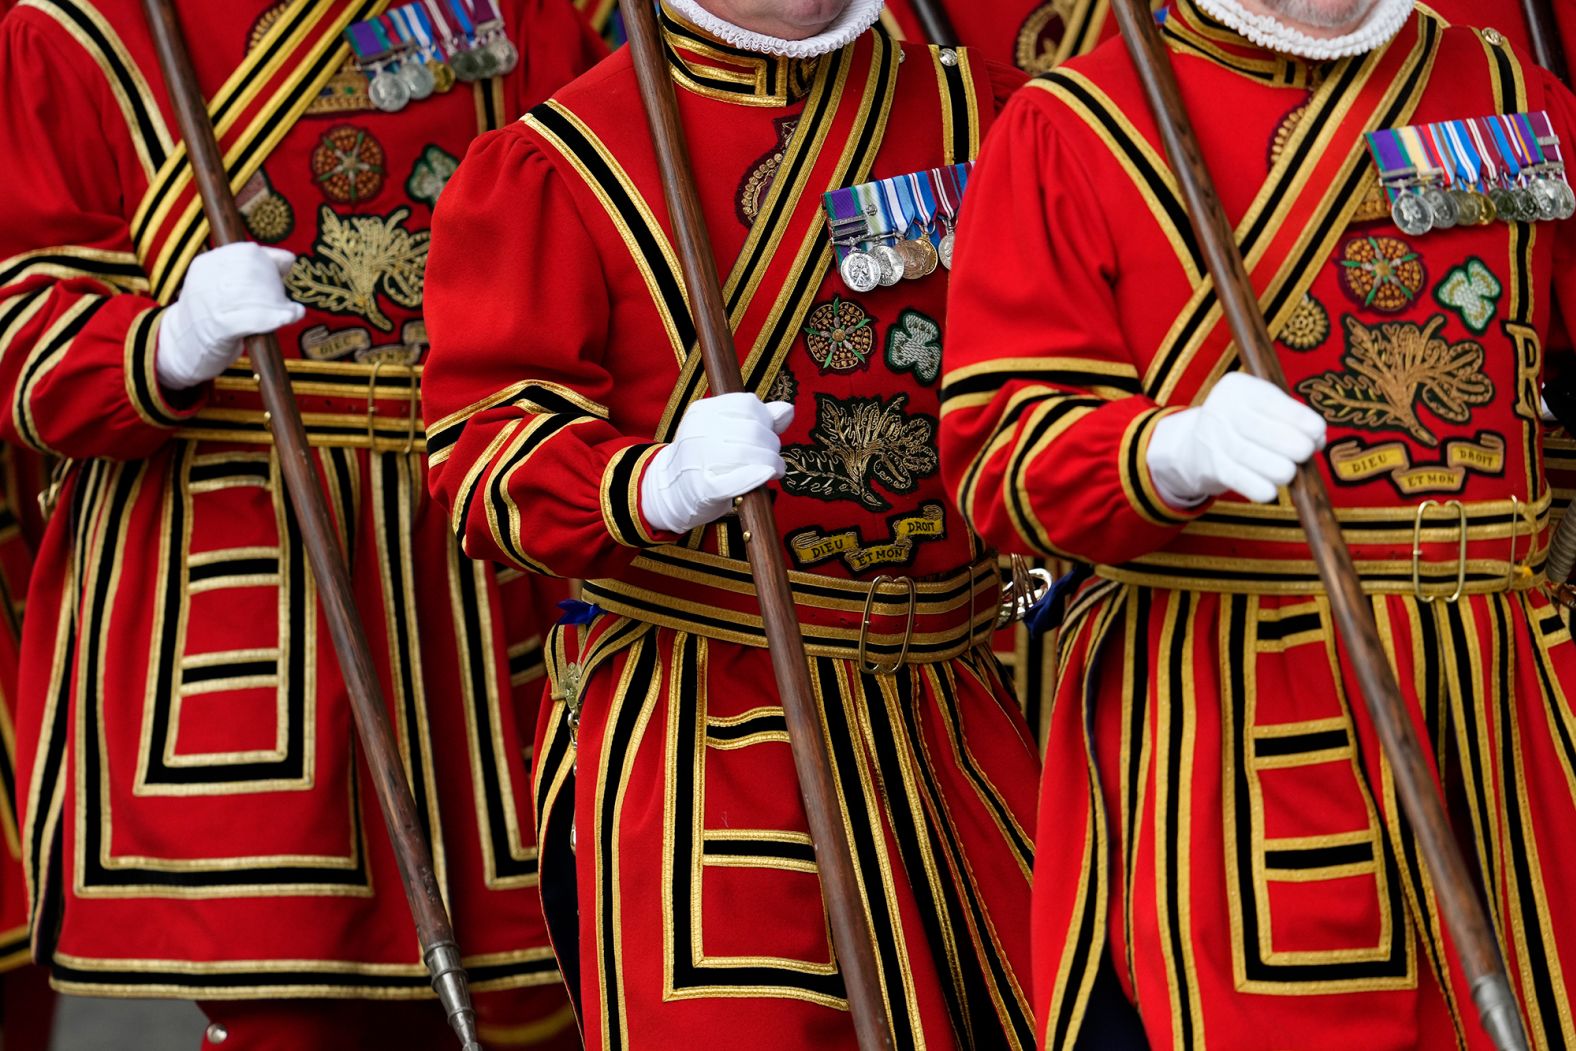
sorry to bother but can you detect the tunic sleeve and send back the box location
[940,90,1208,566]
[423,126,676,580]
[0,14,202,462]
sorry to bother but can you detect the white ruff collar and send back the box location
[1193,0,1415,60]
[664,0,885,58]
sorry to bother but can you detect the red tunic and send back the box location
[424,9,1041,1048]
[881,0,1118,73]
[944,3,1576,1048]
[0,0,600,1015]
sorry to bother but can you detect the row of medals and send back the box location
[838,224,955,294]
[1391,171,1576,235]
[364,29,519,112]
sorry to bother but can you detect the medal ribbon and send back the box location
[1443,120,1484,190]
[405,4,440,59]
[1397,125,1441,182]
[1365,129,1414,202]
[1424,124,1455,187]
[907,172,938,242]
[1507,113,1546,167]
[878,177,908,240]
[1480,115,1522,183]
[1529,110,1567,168]
[1466,117,1502,187]
[822,187,868,263]
[422,0,461,56]
[930,167,957,225]
[346,21,390,72]
[443,0,479,44]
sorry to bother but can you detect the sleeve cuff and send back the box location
[1120,405,1213,526]
[601,441,679,548]
[125,306,204,427]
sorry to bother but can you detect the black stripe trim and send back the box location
[1253,728,1349,758]
[1262,841,1375,870]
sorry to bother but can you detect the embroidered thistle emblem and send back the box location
[1338,235,1426,313]
[802,297,876,374]
[286,206,429,332]
[1433,257,1503,335]
[781,393,939,510]
[885,309,942,384]
[1297,315,1494,447]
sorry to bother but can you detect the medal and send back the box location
[415,0,461,87]
[873,244,906,286]
[840,250,881,293]
[824,187,882,293]
[346,22,409,111]
[1527,111,1576,220]
[894,174,940,278]
[368,67,410,111]
[389,7,439,98]
[470,0,519,74]
[1391,188,1434,236]
[932,165,967,269]
[1399,126,1457,228]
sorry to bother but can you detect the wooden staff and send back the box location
[1107,2,1529,1048]
[618,2,892,1048]
[907,0,959,47]
[1519,0,1570,84]
[139,5,482,1048]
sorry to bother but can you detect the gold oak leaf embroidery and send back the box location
[286,205,429,332]
[1297,315,1493,448]
[781,393,938,510]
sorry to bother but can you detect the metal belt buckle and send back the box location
[1506,494,1535,587]
[857,574,918,675]
[366,361,421,453]
[1412,498,1469,603]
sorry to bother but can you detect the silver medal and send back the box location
[1391,190,1434,236]
[488,35,519,75]
[1420,185,1458,228]
[368,69,410,112]
[451,47,483,81]
[1530,178,1562,221]
[1557,179,1576,220]
[938,229,955,269]
[840,250,881,293]
[398,58,436,100]
[873,244,906,286]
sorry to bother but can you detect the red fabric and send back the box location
[883,0,1118,72]
[944,2,1576,1047]
[1,0,599,1005]
[424,17,1037,1049]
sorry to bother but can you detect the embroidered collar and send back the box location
[660,3,825,106]
[1179,0,1414,62]
[1163,0,1317,86]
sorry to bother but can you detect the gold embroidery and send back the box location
[286,206,428,332]
[1299,315,1494,447]
[780,393,938,510]
[1279,292,1330,351]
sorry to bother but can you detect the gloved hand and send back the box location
[1147,372,1326,507]
[640,393,795,535]
[156,243,305,390]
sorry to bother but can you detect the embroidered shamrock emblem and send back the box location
[884,309,942,385]
[803,297,875,373]
[406,144,460,208]
[1433,257,1503,335]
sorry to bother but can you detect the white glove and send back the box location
[1147,373,1326,507]
[156,243,305,390]
[640,393,795,535]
